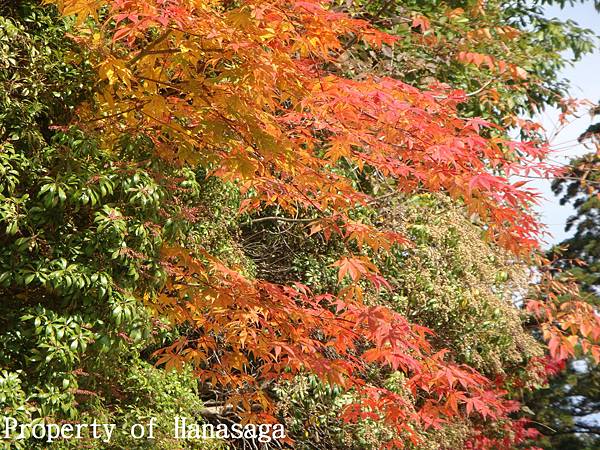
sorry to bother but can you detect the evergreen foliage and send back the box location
[0,1,598,449]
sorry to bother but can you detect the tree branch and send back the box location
[128,30,172,67]
[248,216,316,225]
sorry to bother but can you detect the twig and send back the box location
[249,216,316,225]
[433,78,495,100]
[127,30,172,67]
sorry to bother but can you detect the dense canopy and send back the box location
[1,0,599,449]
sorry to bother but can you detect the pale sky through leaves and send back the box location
[534,1,600,247]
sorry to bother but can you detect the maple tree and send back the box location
[41,0,600,446]
[0,0,597,448]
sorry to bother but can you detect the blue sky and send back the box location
[530,2,600,247]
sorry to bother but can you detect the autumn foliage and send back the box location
[34,0,600,447]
